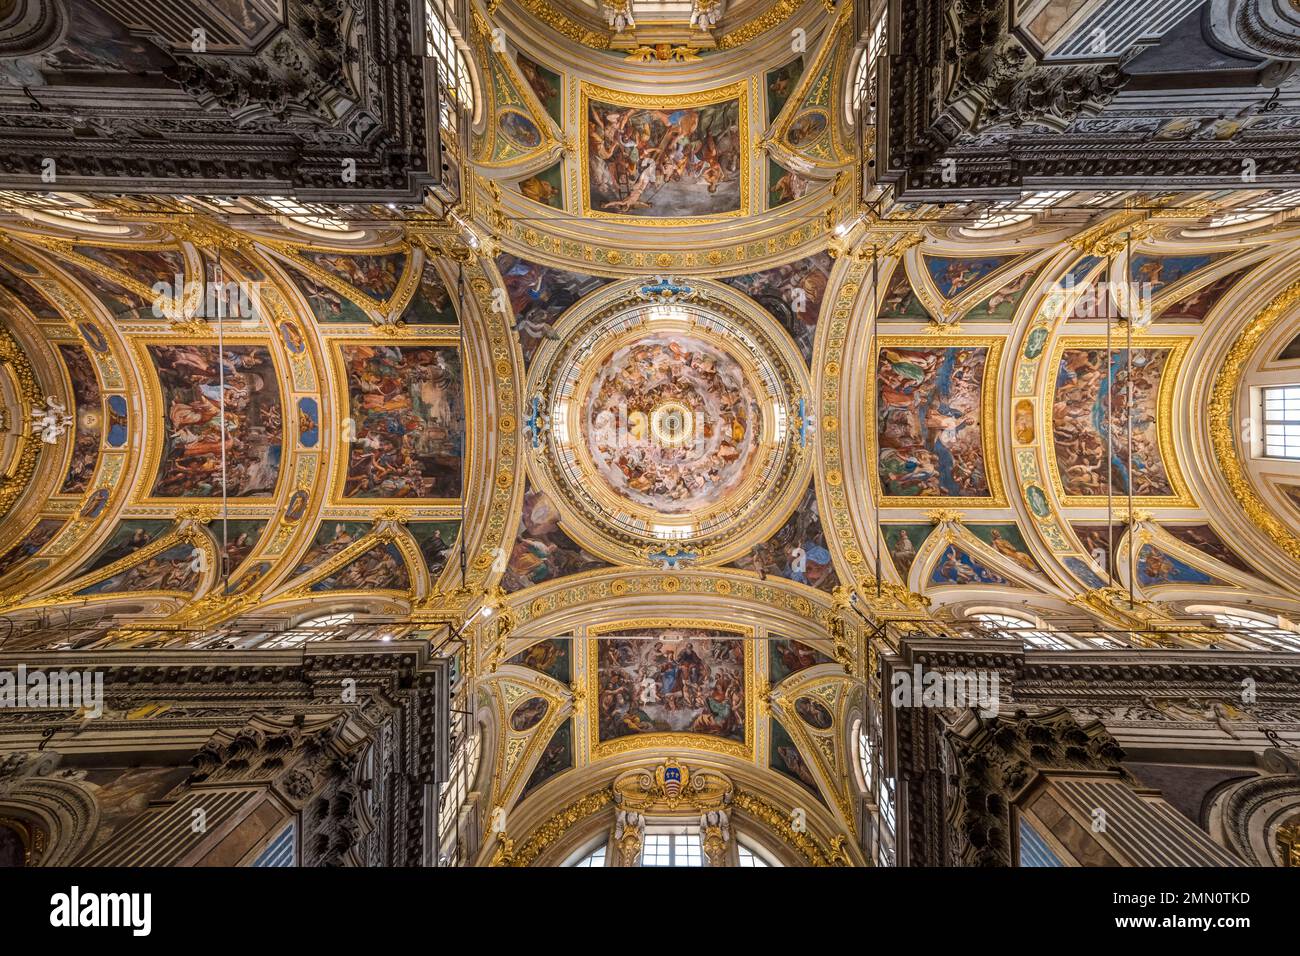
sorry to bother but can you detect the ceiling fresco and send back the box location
[580,332,761,514]
[874,338,1006,505]
[5,189,1300,840]
[583,83,748,221]
[523,278,812,565]
[3,0,1300,869]
[0,215,507,633]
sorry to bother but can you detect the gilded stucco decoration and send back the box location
[764,3,856,178]
[6,13,1300,872]
[0,207,519,632]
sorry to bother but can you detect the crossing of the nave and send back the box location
[0,0,1298,873]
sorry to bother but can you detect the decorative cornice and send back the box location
[1209,277,1300,563]
[489,786,616,866]
[0,325,42,523]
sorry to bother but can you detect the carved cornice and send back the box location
[892,641,1300,688]
[945,708,1130,866]
[880,0,1300,197]
[0,0,441,200]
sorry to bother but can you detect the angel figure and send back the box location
[30,396,73,444]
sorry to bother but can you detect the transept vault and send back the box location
[0,0,1298,883]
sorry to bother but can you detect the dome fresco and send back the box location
[526,282,809,562]
[580,331,763,514]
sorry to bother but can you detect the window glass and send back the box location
[1263,386,1300,459]
[572,845,606,867]
[426,0,473,128]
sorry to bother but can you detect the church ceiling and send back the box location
[476,1,851,271]
[0,209,505,630]
[5,188,1300,824]
[3,1,1300,855]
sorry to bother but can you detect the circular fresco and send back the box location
[794,696,833,730]
[498,110,542,149]
[788,110,828,147]
[511,696,548,732]
[528,278,811,565]
[581,332,762,515]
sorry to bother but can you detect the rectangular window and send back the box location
[1263,385,1300,459]
[640,830,703,867]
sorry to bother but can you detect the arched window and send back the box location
[849,5,887,122]
[437,715,482,866]
[970,611,1072,650]
[565,828,782,866]
[256,612,359,649]
[879,776,897,837]
[571,844,607,867]
[736,839,775,867]
[1204,189,1300,229]
[963,191,1073,232]
[1191,607,1300,652]
[259,196,350,233]
[0,191,102,224]
[850,51,871,114]
[856,716,875,794]
[425,0,474,127]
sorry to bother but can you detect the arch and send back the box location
[0,753,99,866]
[1184,604,1300,651]
[564,836,610,867]
[1208,773,1300,866]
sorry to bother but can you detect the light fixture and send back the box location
[479,605,494,619]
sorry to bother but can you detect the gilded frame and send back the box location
[327,334,472,507]
[130,335,291,506]
[586,618,756,761]
[1209,277,1300,562]
[1044,335,1195,508]
[868,335,1009,508]
[578,81,751,226]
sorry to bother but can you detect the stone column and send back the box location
[949,708,1240,866]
